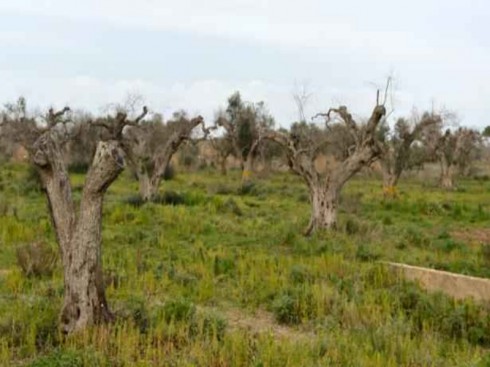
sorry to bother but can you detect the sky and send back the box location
[0,0,489,129]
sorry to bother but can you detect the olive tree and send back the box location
[122,110,206,201]
[3,97,147,333]
[265,96,387,234]
[378,111,441,196]
[216,92,274,184]
[429,127,481,189]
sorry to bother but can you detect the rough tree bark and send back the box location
[58,141,123,333]
[306,180,340,233]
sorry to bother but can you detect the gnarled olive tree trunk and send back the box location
[35,136,124,333]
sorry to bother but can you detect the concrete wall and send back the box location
[386,262,490,302]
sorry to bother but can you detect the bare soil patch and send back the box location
[451,228,490,245]
[222,307,314,342]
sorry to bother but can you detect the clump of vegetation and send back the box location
[160,298,196,323]
[118,296,149,333]
[152,190,187,206]
[271,288,315,325]
[124,194,146,207]
[237,181,260,196]
[16,242,57,278]
[162,163,175,181]
[21,166,42,194]
[189,310,227,341]
[27,348,100,367]
[215,197,243,216]
[208,183,235,195]
[393,282,490,346]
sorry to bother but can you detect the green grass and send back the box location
[1,163,490,366]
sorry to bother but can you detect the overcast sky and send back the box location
[1,0,489,128]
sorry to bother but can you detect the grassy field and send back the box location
[1,163,490,366]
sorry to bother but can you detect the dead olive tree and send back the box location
[5,98,147,333]
[378,111,441,197]
[216,92,274,185]
[265,98,387,234]
[122,110,205,201]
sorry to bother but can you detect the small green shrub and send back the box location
[272,293,300,325]
[356,244,381,262]
[161,298,196,323]
[124,194,145,208]
[344,217,361,235]
[271,287,316,325]
[152,191,186,205]
[27,349,84,367]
